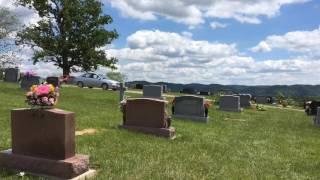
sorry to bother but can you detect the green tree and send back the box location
[0,7,19,39]
[15,0,119,75]
[107,71,126,82]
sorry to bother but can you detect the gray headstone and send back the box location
[162,85,168,93]
[4,68,20,82]
[314,107,320,127]
[46,76,60,87]
[20,76,41,90]
[256,96,270,104]
[0,69,4,80]
[143,85,163,99]
[239,94,252,108]
[119,82,126,102]
[200,91,211,96]
[219,95,242,112]
[173,95,208,122]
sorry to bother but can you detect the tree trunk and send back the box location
[62,66,70,76]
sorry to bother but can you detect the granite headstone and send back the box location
[314,107,320,127]
[4,68,20,82]
[20,76,41,90]
[143,85,163,99]
[239,94,252,108]
[219,95,242,112]
[120,98,175,138]
[173,95,208,122]
[46,76,60,87]
[0,108,95,179]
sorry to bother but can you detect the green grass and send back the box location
[0,82,320,179]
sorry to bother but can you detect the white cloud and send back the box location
[210,21,228,29]
[105,0,309,26]
[251,27,320,57]
[107,29,320,85]
[0,0,40,26]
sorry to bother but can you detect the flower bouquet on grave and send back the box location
[25,84,59,108]
[256,104,266,111]
[204,100,212,109]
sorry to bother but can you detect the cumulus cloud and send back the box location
[105,0,309,26]
[107,29,320,85]
[210,21,228,29]
[0,0,40,26]
[251,27,320,56]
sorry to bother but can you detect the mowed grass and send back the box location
[0,82,320,179]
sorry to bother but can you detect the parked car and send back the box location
[74,73,120,90]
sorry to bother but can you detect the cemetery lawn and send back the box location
[1,82,320,179]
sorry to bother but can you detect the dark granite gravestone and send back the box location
[0,108,96,179]
[200,91,211,96]
[172,95,208,122]
[20,76,41,90]
[4,68,20,82]
[255,96,273,104]
[255,96,267,104]
[305,101,320,116]
[239,94,252,108]
[181,88,198,94]
[135,83,143,89]
[119,98,175,138]
[143,85,163,99]
[219,95,242,112]
[46,76,60,87]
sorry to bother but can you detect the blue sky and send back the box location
[106,0,320,60]
[1,0,320,85]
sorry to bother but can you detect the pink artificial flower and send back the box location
[49,98,55,105]
[36,85,51,95]
[41,97,48,104]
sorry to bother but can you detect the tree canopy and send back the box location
[16,0,119,75]
[0,7,20,69]
[107,71,126,82]
[0,7,19,39]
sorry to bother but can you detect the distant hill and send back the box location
[127,81,320,97]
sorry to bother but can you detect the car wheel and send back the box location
[77,81,84,88]
[101,83,109,90]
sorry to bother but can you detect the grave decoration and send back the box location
[0,83,96,179]
[26,84,59,107]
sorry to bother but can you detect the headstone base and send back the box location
[219,108,243,112]
[313,117,320,127]
[119,125,176,139]
[0,149,94,180]
[172,114,208,123]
